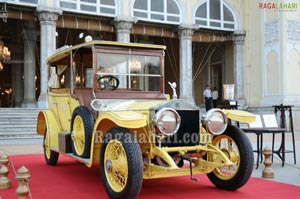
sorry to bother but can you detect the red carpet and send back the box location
[1,154,299,199]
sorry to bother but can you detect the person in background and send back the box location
[212,87,219,108]
[203,85,212,111]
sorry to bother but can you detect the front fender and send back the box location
[36,110,62,147]
[222,109,256,123]
[89,111,147,167]
[94,111,147,130]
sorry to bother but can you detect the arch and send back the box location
[193,0,239,31]
[132,0,182,24]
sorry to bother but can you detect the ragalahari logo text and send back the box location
[259,2,298,11]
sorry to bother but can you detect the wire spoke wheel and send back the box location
[44,130,50,158]
[70,106,93,158]
[73,115,85,156]
[207,125,254,190]
[104,139,128,192]
[43,127,59,166]
[100,127,143,199]
[211,134,240,180]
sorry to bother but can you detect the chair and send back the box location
[273,105,296,165]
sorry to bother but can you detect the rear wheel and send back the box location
[100,127,143,199]
[70,106,94,158]
[207,125,254,190]
[43,128,59,166]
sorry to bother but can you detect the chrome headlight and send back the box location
[153,108,181,136]
[205,109,228,135]
[90,99,103,111]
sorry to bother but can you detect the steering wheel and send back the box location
[97,75,119,91]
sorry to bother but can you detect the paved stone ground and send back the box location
[249,133,300,186]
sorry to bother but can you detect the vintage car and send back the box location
[36,39,255,199]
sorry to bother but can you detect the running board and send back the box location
[50,147,91,165]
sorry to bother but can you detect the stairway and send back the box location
[0,108,43,145]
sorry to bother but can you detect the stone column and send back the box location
[233,31,246,109]
[178,25,198,105]
[36,7,62,108]
[11,45,23,107]
[114,16,137,43]
[21,29,36,108]
[113,17,137,88]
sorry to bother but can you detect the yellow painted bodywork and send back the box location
[36,92,80,151]
[37,41,256,180]
[88,102,161,167]
[36,110,61,148]
[96,111,147,129]
[144,144,234,179]
[222,109,256,123]
[37,95,254,178]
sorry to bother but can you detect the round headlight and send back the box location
[205,109,228,135]
[90,99,103,111]
[153,108,181,136]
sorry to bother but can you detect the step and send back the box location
[0,136,43,145]
[0,121,36,125]
[0,108,42,145]
[0,129,36,134]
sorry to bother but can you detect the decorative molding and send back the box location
[114,16,137,32]
[114,16,138,24]
[233,30,246,44]
[287,20,300,42]
[177,24,199,39]
[264,21,279,44]
[114,21,134,32]
[36,6,62,25]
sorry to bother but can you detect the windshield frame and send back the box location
[92,45,165,98]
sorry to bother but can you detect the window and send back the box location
[133,0,181,24]
[97,52,161,92]
[59,0,116,16]
[19,0,38,3]
[6,0,38,6]
[195,0,235,31]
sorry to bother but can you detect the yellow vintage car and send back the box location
[36,40,255,199]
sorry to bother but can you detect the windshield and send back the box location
[96,52,161,91]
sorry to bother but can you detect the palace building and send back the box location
[0,0,299,129]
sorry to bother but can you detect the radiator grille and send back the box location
[158,110,200,147]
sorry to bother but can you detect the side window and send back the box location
[84,67,93,88]
[73,52,93,89]
[59,65,71,88]
[48,66,60,88]
[73,61,81,88]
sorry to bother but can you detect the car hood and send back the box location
[98,99,164,112]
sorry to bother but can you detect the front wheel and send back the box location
[207,125,254,190]
[43,128,59,166]
[100,127,143,199]
[70,106,93,158]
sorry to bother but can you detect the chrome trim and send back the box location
[152,107,181,136]
[90,99,103,111]
[205,108,228,135]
